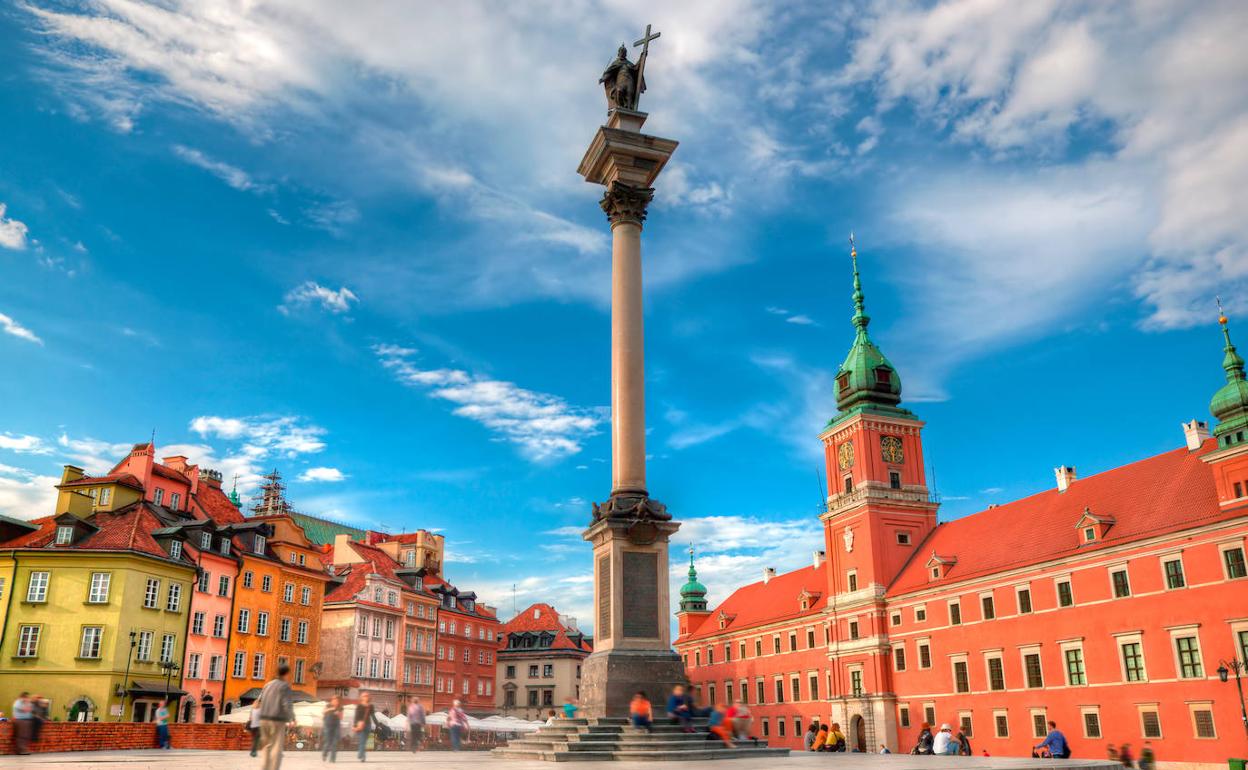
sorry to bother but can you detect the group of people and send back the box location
[803,722,849,752]
[908,719,1073,760]
[1108,741,1157,769]
[245,667,472,769]
[8,693,50,755]
[627,685,758,748]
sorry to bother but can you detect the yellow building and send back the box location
[0,461,198,722]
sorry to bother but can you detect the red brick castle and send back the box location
[675,246,1248,764]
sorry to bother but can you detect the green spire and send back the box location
[679,545,708,613]
[826,235,914,428]
[1211,301,1248,446]
[228,474,242,507]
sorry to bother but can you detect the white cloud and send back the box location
[298,466,346,483]
[375,344,603,462]
[279,281,359,316]
[765,306,817,327]
[785,314,816,326]
[0,312,42,345]
[190,415,327,457]
[0,463,59,520]
[0,433,52,455]
[173,144,271,192]
[57,434,133,475]
[303,200,360,236]
[840,0,1248,329]
[0,204,30,250]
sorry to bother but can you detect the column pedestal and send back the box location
[580,513,685,718]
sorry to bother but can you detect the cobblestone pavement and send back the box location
[4,749,1122,769]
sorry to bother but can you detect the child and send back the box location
[629,692,654,733]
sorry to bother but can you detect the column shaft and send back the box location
[611,220,646,494]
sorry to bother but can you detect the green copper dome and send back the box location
[1211,313,1248,446]
[826,238,915,428]
[679,547,707,613]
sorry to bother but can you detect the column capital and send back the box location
[600,181,655,227]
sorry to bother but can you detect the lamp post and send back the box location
[160,660,181,703]
[1217,658,1248,738]
[118,630,137,722]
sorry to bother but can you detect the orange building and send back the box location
[677,253,1248,765]
[200,471,330,711]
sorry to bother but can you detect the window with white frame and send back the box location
[261,574,271,592]
[994,711,1009,738]
[55,525,73,545]
[166,582,182,612]
[985,653,1006,691]
[1162,556,1186,589]
[283,583,294,602]
[1021,649,1043,688]
[192,611,205,635]
[1139,706,1162,739]
[1119,636,1147,682]
[79,626,104,658]
[301,586,311,605]
[1062,644,1086,685]
[1031,710,1048,739]
[238,608,251,634]
[137,630,153,661]
[1111,566,1131,598]
[1190,703,1216,739]
[952,657,970,693]
[297,620,308,644]
[143,578,160,608]
[1016,585,1033,614]
[88,572,110,603]
[17,625,41,657]
[233,651,246,678]
[294,659,305,684]
[160,633,175,663]
[201,531,212,549]
[256,611,269,636]
[209,655,223,680]
[153,488,164,505]
[187,653,201,679]
[168,540,183,560]
[1081,707,1102,738]
[213,614,226,637]
[917,639,932,669]
[1174,633,1204,679]
[1222,543,1247,579]
[252,652,265,679]
[26,571,49,603]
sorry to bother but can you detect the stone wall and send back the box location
[0,721,250,754]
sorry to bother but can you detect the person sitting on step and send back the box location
[629,692,654,733]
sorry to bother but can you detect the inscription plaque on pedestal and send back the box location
[597,554,611,639]
[622,550,658,638]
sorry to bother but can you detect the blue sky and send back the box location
[0,0,1245,631]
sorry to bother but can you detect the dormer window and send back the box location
[875,367,892,387]
[1083,527,1096,542]
[153,488,164,505]
[405,550,416,567]
[169,540,183,560]
[374,587,383,603]
[414,577,423,591]
[55,525,73,545]
[99,488,111,505]
[931,567,940,579]
[926,553,957,580]
[201,532,212,550]
[169,492,181,510]
[837,372,850,392]
[220,539,231,556]
[463,599,474,612]
[1075,507,1115,544]
[255,534,266,552]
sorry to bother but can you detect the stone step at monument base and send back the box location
[493,719,790,762]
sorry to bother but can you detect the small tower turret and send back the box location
[675,545,712,638]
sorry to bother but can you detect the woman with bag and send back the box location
[911,722,934,755]
[352,692,376,762]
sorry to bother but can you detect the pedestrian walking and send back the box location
[406,698,426,752]
[249,701,264,757]
[447,699,469,751]
[352,691,376,762]
[11,692,34,755]
[322,695,344,763]
[257,663,296,770]
[154,700,171,750]
[1120,743,1136,768]
[1139,741,1156,770]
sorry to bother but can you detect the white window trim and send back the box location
[1014,584,1033,614]
[1137,703,1163,739]
[1052,573,1074,606]
[1218,540,1247,580]
[1058,640,1086,687]
[983,649,1006,691]
[978,591,995,619]
[1160,553,1187,590]
[1187,700,1217,740]
[1108,563,1131,597]
[892,641,907,672]
[916,637,933,669]
[913,604,927,622]
[1019,644,1044,689]
[1029,708,1049,739]
[993,709,1009,738]
[1114,631,1148,683]
[1167,625,1205,680]
[950,653,971,694]
[948,598,962,625]
[1079,706,1101,739]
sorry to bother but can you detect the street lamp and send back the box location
[1217,658,1248,738]
[118,631,137,722]
[160,660,182,703]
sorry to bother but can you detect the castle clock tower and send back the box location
[818,237,939,750]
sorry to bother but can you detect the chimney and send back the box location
[163,455,189,472]
[763,567,776,584]
[1055,465,1076,492]
[812,550,826,569]
[1182,420,1211,451]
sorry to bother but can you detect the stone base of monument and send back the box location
[578,648,687,719]
[492,717,790,762]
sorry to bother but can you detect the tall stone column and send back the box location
[577,104,684,718]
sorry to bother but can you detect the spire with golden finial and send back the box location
[850,232,869,332]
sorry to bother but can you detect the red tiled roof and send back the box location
[152,463,190,483]
[193,483,246,525]
[59,472,143,490]
[887,439,1233,595]
[678,562,829,643]
[0,504,188,563]
[499,603,591,652]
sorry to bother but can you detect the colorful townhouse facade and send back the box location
[0,446,200,723]
[318,533,439,712]
[676,253,1248,766]
[426,574,501,714]
[496,603,592,720]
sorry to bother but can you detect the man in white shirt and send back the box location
[933,723,953,755]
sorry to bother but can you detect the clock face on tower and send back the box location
[837,441,855,471]
[881,435,904,464]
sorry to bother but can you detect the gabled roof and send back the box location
[59,472,144,490]
[677,561,829,643]
[887,439,1234,595]
[499,603,591,653]
[0,504,194,564]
